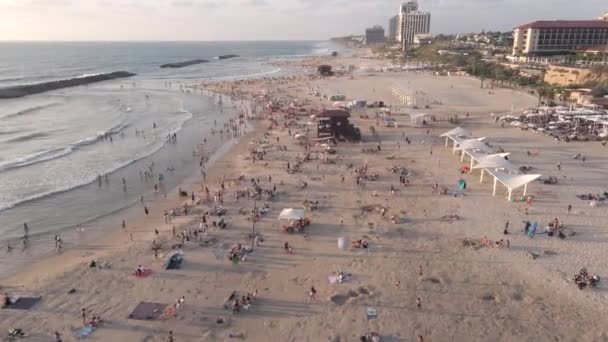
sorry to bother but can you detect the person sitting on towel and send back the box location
[134,265,144,276]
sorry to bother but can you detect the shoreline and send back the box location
[0,86,246,277]
[2,115,263,287]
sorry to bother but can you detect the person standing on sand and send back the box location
[309,286,317,301]
[167,330,174,342]
[144,206,149,215]
[81,308,87,325]
[122,220,126,231]
[23,223,29,239]
[416,297,422,309]
[418,265,423,280]
[54,331,62,342]
[567,204,572,214]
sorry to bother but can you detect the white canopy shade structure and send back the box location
[452,137,491,162]
[391,84,416,105]
[278,208,305,221]
[441,131,542,202]
[453,137,489,152]
[471,153,517,182]
[488,171,542,201]
[441,127,472,147]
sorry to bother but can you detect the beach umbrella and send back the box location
[278,208,305,221]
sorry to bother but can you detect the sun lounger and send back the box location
[366,307,378,319]
[128,302,167,321]
[74,325,95,339]
[328,274,351,284]
[4,297,41,310]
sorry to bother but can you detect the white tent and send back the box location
[409,112,429,125]
[278,208,305,221]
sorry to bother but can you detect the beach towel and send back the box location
[164,251,184,270]
[133,269,153,278]
[160,306,176,320]
[74,326,95,339]
[5,297,41,310]
[128,302,167,321]
[528,222,538,238]
[328,274,351,284]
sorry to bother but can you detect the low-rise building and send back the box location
[365,26,385,46]
[413,34,433,47]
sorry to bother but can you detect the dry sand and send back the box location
[1,53,607,342]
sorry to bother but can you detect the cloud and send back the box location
[172,0,193,6]
[27,0,71,6]
[243,0,268,6]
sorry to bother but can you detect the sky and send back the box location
[0,0,606,41]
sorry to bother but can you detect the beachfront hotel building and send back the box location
[365,26,386,46]
[396,1,431,51]
[389,15,399,43]
[512,20,608,56]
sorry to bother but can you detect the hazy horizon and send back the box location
[0,0,606,41]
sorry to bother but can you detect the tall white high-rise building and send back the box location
[396,1,431,50]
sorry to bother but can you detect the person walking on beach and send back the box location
[144,206,149,215]
[81,308,87,325]
[309,286,317,301]
[416,297,422,309]
[567,204,572,214]
[54,331,62,342]
[418,265,423,280]
[122,220,126,231]
[167,330,174,342]
[23,223,29,240]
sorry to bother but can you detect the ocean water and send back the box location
[0,41,340,273]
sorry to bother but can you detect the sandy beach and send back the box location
[1,50,607,342]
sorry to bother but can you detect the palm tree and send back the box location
[561,89,571,106]
[537,86,556,106]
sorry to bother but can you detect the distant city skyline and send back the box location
[0,0,606,41]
